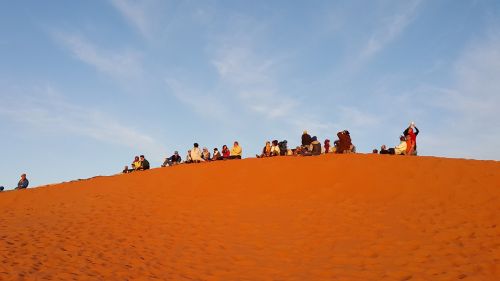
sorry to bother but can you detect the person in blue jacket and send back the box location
[16,173,29,189]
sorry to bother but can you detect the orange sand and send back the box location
[0,154,499,280]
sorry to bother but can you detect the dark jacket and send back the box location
[311,141,322,155]
[17,179,29,189]
[170,154,182,163]
[301,133,312,146]
[141,159,150,170]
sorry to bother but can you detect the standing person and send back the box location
[301,130,312,150]
[190,143,204,163]
[404,122,420,155]
[15,174,29,190]
[324,139,331,154]
[138,155,150,170]
[229,141,242,159]
[221,145,230,159]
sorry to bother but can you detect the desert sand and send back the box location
[0,154,499,280]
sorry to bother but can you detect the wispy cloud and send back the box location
[402,34,500,160]
[109,0,158,38]
[53,31,143,80]
[359,0,422,62]
[0,85,164,157]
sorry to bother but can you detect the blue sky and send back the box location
[1,0,500,189]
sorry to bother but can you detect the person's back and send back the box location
[191,144,203,162]
[302,131,312,147]
[311,137,322,155]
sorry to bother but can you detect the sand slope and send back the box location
[0,154,499,280]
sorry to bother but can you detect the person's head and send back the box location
[372,149,378,154]
[272,140,278,146]
[203,147,208,152]
[223,145,228,150]
[140,155,145,160]
[234,141,239,146]
[0,186,4,191]
[303,130,308,135]
[134,156,139,161]
[194,143,199,148]
[325,139,330,144]
[265,141,270,145]
[408,127,414,133]
[21,173,26,179]
[344,130,350,135]
[312,136,317,141]
[174,151,178,155]
[214,148,218,152]
[400,135,406,142]
[381,145,387,150]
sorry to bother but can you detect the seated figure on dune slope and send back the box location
[229,141,242,159]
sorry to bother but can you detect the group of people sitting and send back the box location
[374,122,420,155]
[122,155,150,173]
[122,123,420,174]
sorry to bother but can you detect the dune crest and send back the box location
[0,154,499,280]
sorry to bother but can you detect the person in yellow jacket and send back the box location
[132,156,141,171]
[230,141,242,159]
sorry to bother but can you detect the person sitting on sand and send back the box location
[221,145,230,159]
[202,147,211,161]
[15,174,29,190]
[301,130,312,151]
[229,141,242,159]
[394,136,408,155]
[132,156,141,171]
[257,141,271,158]
[270,140,280,156]
[190,143,204,163]
[162,151,182,167]
[123,165,132,173]
[336,130,353,154]
[0,186,4,192]
[324,139,331,154]
[310,136,322,156]
[185,150,193,163]
[212,148,222,160]
[138,155,150,170]
[379,145,393,155]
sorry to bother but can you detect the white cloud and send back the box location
[405,35,500,160]
[359,0,422,61]
[109,0,153,38]
[53,32,143,80]
[0,85,164,157]
[164,78,228,119]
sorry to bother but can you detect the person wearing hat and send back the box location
[162,151,182,167]
[15,174,29,190]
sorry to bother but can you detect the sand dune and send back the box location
[0,154,499,280]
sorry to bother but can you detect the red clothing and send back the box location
[222,148,230,158]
